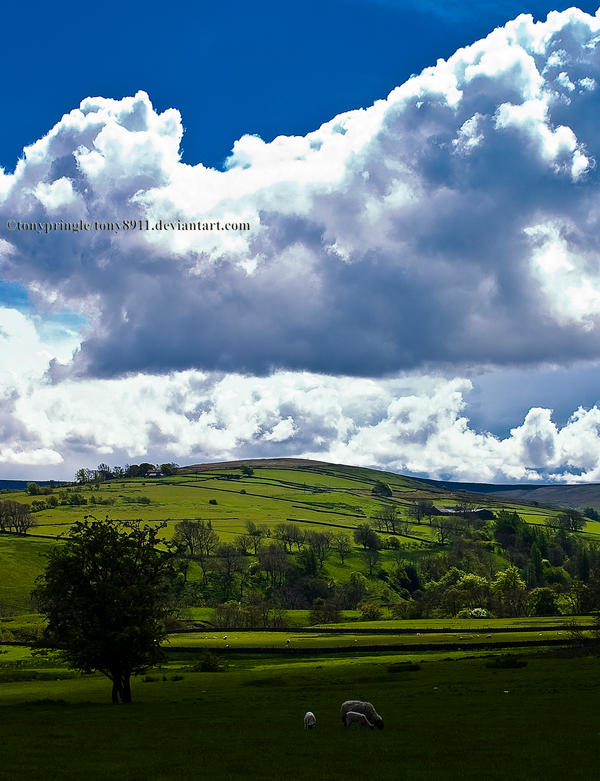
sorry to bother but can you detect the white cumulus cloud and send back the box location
[1,9,600,379]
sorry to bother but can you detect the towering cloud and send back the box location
[1,7,600,480]
[1,8,600,378]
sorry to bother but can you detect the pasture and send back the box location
[0,646,598,780]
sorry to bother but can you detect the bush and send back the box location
[390,599,420,619]
[359,601,383,621]
[528,587,560,616]
[309,598,340,625]
[209,499,218,505]
[371,481,392,498]
[485,654,527,669]
[456,607,491,619]
[192,651,225,672]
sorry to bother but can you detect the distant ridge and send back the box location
[398,477,600,509]
[178,459,600,510]
[0,479,60,491]
[179,457,338,473]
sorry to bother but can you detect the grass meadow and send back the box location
[0,647,598,780]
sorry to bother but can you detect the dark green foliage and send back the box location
[527,587,560,616]
[240,465,254,477]
[32,518,179,704]
[298,547,319,576]
[371,480,392,497]
[309,597,340,624]
[528,542,544,586]
[556,509,585,532]
[353,523,380,550]
[209,498,218,505]
[192,651,225,672]
[493,510,526,547]
[359,601,382,620]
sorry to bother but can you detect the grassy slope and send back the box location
[2,459,596,618]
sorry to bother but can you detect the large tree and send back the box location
[32,517,179,704]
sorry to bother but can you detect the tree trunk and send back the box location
[110,670,132,703]
[120,674,132,703]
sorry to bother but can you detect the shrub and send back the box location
[209,499,218,505]
[359,601,383,621]
[371,481,392,498]
[456,607,491,619]
[485,654,527,669]
[193,651,225,672]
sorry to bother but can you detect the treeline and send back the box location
[74,462,179,484]
[27,488,153,513]
[170,508,600,623]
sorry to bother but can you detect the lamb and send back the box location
[340,700,384,729]
[304,711,317,729]
[344,711,374,729]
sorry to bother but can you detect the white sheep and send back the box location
[344,711,374,729]
[304,711,317,729]
[340,700,384,729]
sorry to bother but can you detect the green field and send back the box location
[0,647,598,780]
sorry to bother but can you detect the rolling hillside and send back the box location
[2,457,599,616]
[416,476,600,510]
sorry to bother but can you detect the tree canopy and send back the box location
[33,517,179,703]
[371,480,392,497]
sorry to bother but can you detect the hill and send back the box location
[416,477,600,510]
[0,479,61,491]
[2,457,599,622]
[182,458,600,511]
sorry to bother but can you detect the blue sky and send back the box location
[2,0,597,174]
[1,2,600,481]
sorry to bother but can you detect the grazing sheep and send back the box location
[340,700,384,729]
[344,711,374,729]
[304,711,317,729]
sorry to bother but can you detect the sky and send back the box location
[1,1,600,482]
